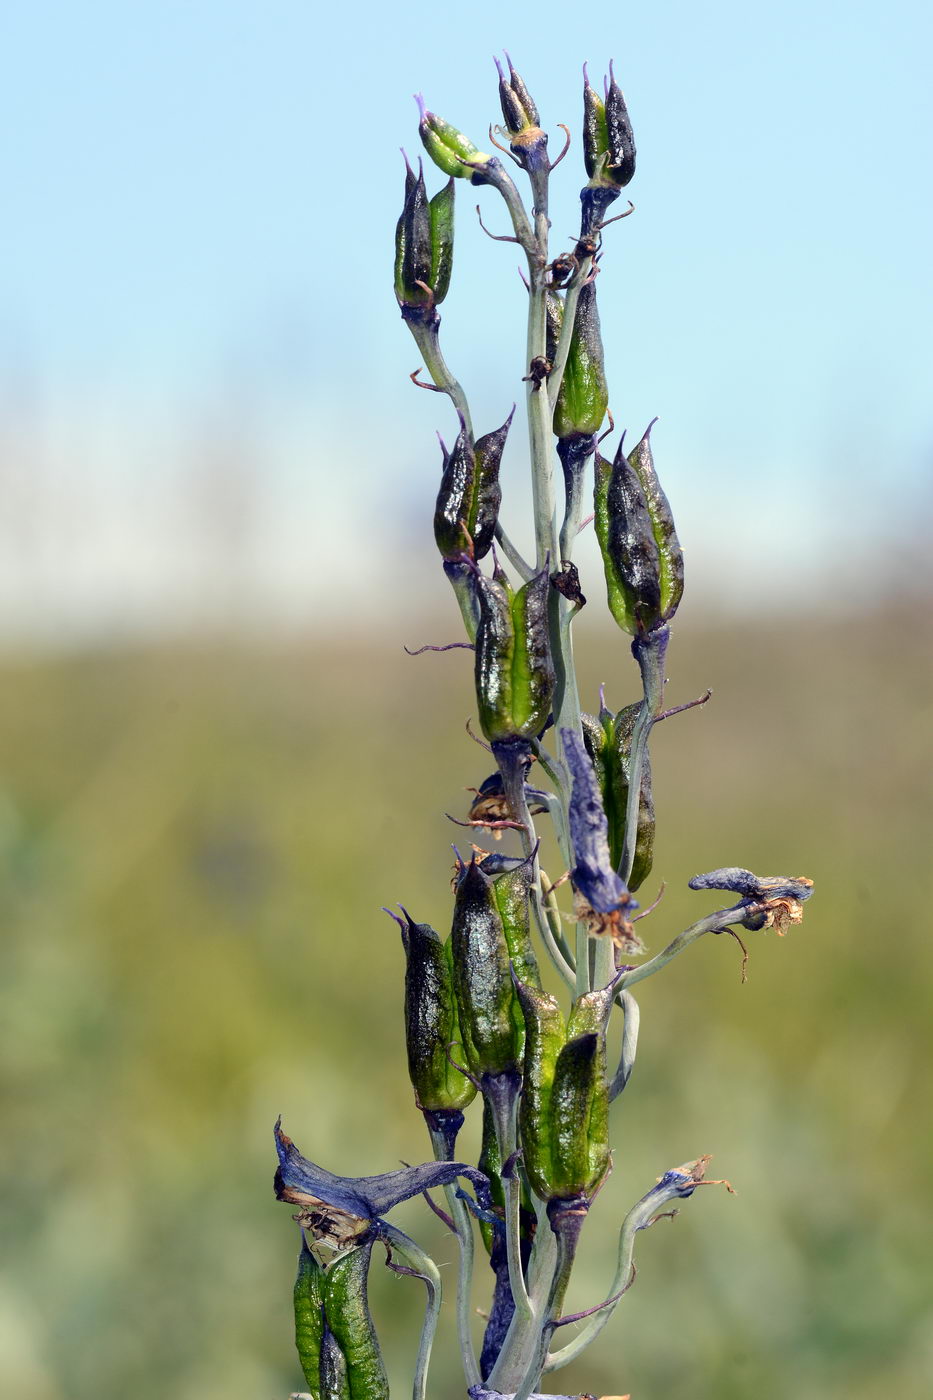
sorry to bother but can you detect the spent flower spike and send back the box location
[274,53,814,1400]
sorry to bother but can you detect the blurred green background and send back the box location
[2,599,931,1400]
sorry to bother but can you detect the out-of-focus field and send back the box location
[1,607,931,1400]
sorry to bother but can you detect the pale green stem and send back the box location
[405,317,473,436]
[487,1194,558,1392]
[427,1123,480,1389]
[487,1082,534,1324]
[378,1221,443,1400]
[617,902,751,992]
[494,522,534,580]
[512,1216,581,1400]
[608,989,640,1100]
[499,749,574,989]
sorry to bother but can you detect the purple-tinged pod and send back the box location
[450,856,522,1079]
[495,54,548,173]
[582,66,609,182]
[433,411,512,563]
[594,442,663,637]
[319,1325,350,1400]
[627,421,683,623]
[394,160,455,320]
[417,95,493,182]
[474,566,555,744]
[399,911,477,1117]
[604,63,636,188]
[582,699,655,891]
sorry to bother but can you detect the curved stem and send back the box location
[427,1123,480,1388]
[616,901,752,992]
[494,522,534,581]
[608,989,641,1101]
[486,1075,533,1324]
[405,317,473,436]
[379,1222,443,1400]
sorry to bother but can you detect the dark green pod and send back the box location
[418,99,492,180]
[582,700,655,890]
[433,414,511,562]
[474,566,554,744]
[515,980,565,1202]
[394,160,432,309]
[594,447,663,636]
[548,1032,610,1200]
[322,1242,390,1400]
[400,912,477,1113]
[450,858,520,1078]
[604,65,636,188]
[553,281,608,441]
[627,421,683,622]
[294,1235,325,1393]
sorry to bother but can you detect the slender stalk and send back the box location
[486,1077,533,1324]
[608,989,640,1100]
[487,1194,558,1392]
[406,317,473,436]
[426,1123,481,1388]
[616,901,752,992]
[512,1210,583,1400]
[378,1222,443,1400]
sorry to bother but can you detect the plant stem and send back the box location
[486,1075,534,1325]
[427,1123,480,1388]
[406,317,473,436]
[616,901,752,992]
[378,1222,443,1400]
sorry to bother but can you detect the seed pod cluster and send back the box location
[594,422,683,637]
[433,412,512,562]
[495,54,548,172]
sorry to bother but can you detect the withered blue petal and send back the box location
[274,1120,490,1220]
[688,868,814,903]
[561,727,629,913]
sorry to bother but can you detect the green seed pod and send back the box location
[515,980,565,1202]
[428,177,455,304]
[553,281,608,441]
[548,1031,610,1200]
[450,857,521,1079]
[474,565,554,744]
[482,855,542,1050]
[594,443,663,636]
[627,420,683,622]
[497,53,540,134]
[294,1235,325,1393]
[582,699,655,890]
[322,1242,390,1400]
[582,66,609,181]
[433,412,512,563]
[417,96,492,181]
[399,911,477,1114]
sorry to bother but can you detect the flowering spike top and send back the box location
[274,1120,490,1226]
[583,62,636,188]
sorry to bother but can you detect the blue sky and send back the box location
[2,1,931,638]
